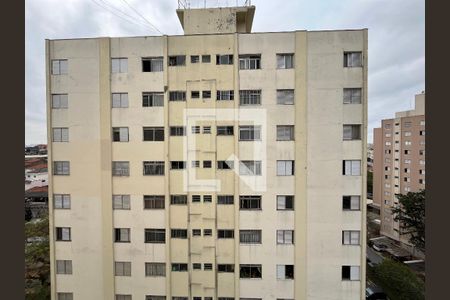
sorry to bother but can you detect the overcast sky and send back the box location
[25,0,424,145]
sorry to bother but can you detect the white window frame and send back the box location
[276,89,294,105]
[112,93,129,108]
[114,261,132,276]
[343,160,361,176]
[343,88,362,104]
[239,125,261,141]
[52,128,69,142]
[277,230,294,244]
[277,125,294,141]
[52,94,68,109]
[276,53,294,69]
[52,59,68,75]
[342,230,360,245]
[239,161,262,176]
[277,160,294,176]
[54,194,71,209]
[111,58,128,73]
[113,195,131,210]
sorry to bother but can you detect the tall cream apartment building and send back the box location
[373,92,425,245]
[46,3,367,300]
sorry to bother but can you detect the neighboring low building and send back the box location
[373,92,425,247]
[25,155,48,219]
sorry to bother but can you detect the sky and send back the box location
[25,0,425,145]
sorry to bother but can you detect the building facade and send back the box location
[373,92,425,244]
[46,5,367,300]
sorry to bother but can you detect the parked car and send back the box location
[372,244,388,252]
[366,283,388,300]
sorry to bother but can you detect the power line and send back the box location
[98,0,156,28]
[119,0,164,35]
[89,0,158,33]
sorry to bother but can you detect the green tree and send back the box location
[368,259,425,300]
[391,190,425,252]
[25,216,50,299]
[367,170,373,195]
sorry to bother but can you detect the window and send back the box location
[218,160,234,170]
[203,126,211,134]
[191,55,199,63]
[420,120,425,126]
[276,89,294,105]
[240,90,261,105]
[144,195,165,209]
[191,161,200,168]
[112,93,129,108]
[419,179,425,184]
[342,266,360,281]
[404,168,410,173]
[404,131,412,137]
[404,159,411,164]
[404,150,411,155]
[240,264,262,278]
[277,196,294,210]
[171,161,186,170]
[239,161,262,175]
[143,161,165,175]
[405,141,412,146]
[203,195,212,202]
[342,231,360,245]
[240,230,261,244]
[115,228,130,242]
[218,264,235,272]
[277,125,294,141]
[170,126,186,136]
[420,130,425,136]
[142,57,163,72]
[146,296,166,300]
[192,195,201,202]
[204,263,213,270]
[116,295,132,300]
[277,161,294,176]
[56,227,71,241]
[54,161,70,175]
[404,177,410,182]
[216,54,233,65]
[240,195,261,210]
[203,229,212,236]
[52,94,68,108]
[143,92,164,107]
[169,91,186,101]
[145,229,166,243]
[219,298,234,300]
[143,127,164,141]
[343,52,362,67]
[203,161,212,168]
[384,124,391,129]
[218,230,234,239]
[111,58,127,73]
[192,229,201,236]
[171,195,187,205]
[276,53,294,69]
[172,298,188,300]
[57,293,73,300]
[420,169,425,175]
[404,121,412,127]
[112,127,129,142]
[171,263,188,271]
[217,126,234,135]
[202,90,211,98]
[218,195,234,205]
[115,262,131,276]
[191,91,200,99]
[276,265,294,279]
[343,88,362,104]
[385,133,391,138]
[419,149,425,155]
[385,141,391,146]
[52,128,69,142]
[112,161,129,176]
[343,160,361,176]
[113,195,131,210]
[239,54,261,70]
[54,194,71,209]
[192,126,200,134]
[277,230,294,244]
[419,160,425,165]
[168,55,186,66]
[56,260,72,274]
[239,126,261,140]
[343,125,361,140]
[171,229,188,239]
[420,140,425,145]
[217,90,234,101]
[52,59,68,75]
[202,55,211,63]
